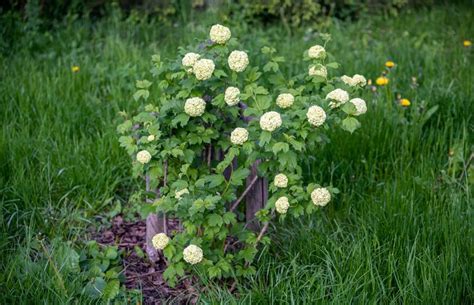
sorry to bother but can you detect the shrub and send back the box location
[117,24,367,286]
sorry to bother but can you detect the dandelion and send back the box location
[71,66,80,73]
[385,61,395,68]
[400,98,411,107]
[463,40,472,47]
[376,76,389,86]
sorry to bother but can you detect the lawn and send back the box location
[0,3,473,304]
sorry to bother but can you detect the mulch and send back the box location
[93,215,199,304]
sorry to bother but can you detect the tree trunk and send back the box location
[145,175,164,262]
[245,160,268,231]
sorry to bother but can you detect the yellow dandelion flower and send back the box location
[375,76,389,86]
[72,66,80,73]
[463,40,472,47]
[400,98,411,107]
[385,61,395,68]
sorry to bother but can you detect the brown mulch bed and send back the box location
[93,215,199,304]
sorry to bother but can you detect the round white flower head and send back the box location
[230,127,249,145]
[137,150,152,164]
[259,111,282,132]
[175,188,189,200]
[306,105,326,127]
[274,173,288,188]
[308,45,326,59]
[228,50,249,72]
[209,24,231,44]
[309,65,327,78]
[349,98,367,116]
[184,97,206,117]
[341,75,356,86]
[276,93,294,109]
[147,135,155,141]
[225,87,240,106]
[183,244,203,265]
[193,58,215,80]
[352,74,367,87]
[275,196,290,214]
[311,187,331,206]
[326,88,349,108]
[152,233,169,250]
[181,52,200,72]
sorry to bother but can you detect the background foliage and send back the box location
[0,0,473,303]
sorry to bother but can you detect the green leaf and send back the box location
[103,279,120,300]
[259,131,272,146]
[208,174,225,188]
[84,277,106,299]
[104,247,118,260]
[136,79,152,89]
[208,214,223,227]
[133,89,150,101]
[341,102,357,115]
[272,142,289,155]
[171,113,189,127]
[341,117,361,133]
[116,120,132,134]
[326,62,339,69]
[230,168,250,186]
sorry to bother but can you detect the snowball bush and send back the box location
[118,25,367,286]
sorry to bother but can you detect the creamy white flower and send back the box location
[349,98,367,116]
[306,105,326,127]
[341,75,356,86]
[152,233,169,250]
[274,173,288,188]
[147,135,155,141]
[175,188,189,200]
[228,50,249,72]
[276,93,294,109]
[259,111,282,132]
[275,196,289,214]
[184,97,206,117]
[326,88,349,108]
[137,150,152,164]
[352,74,367,86]
[209,24,231,44]
[308,45,326,59]
[193,58,215,80]
[309,65,327,78]
[225,87,240,106]
[311,187,331,206]
[230,127,249,145]
[183,244,203,265]
[181,52,200,72]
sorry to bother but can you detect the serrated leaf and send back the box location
[341,117,361,133]
[272,142,289,155]
[208,214,223,227]
[136,79,152,89]
[133,89,149,101]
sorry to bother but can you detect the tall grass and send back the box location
[0,4,472,304]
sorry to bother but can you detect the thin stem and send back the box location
[163,160,168,235]
[230,175,259,212]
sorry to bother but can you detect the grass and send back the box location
[1,4,473,304]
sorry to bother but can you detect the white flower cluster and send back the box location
[182,52,200,72]
[175,188,189,200]
[230,127,249,145]
[311,187,331,206]
[259,111,282,132]
[137,150,152,164]
[276,93,294,109]
[184,97,206,117]
[152,233,169,250]
[274,173,288,188]
[349,98,367,116]
[209,24,231,44]
[193,58,215,80]
[147,135,155,141]
[306,105,326,127]
[326,88,349,108]
[275,196,290,214]
[341,74,367,87]
[309,65,327,78]
[228,50,249,72]
[224,87,240,106]
[183,244,203,265]
[308,45,326,59]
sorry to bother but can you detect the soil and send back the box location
[93,215,199,304]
